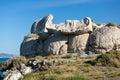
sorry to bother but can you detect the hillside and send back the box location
[0,53,14,58]
[1,50,120,80]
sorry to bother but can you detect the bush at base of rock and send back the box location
[106,22,117,27]
[89,50,120,67]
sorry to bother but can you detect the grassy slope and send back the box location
[1,50,120,80]
[22,50,120,80]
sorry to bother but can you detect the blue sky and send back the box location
[0,0,120,55]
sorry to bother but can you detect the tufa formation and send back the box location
[20,14,120,57]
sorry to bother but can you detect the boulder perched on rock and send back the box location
[88,26,120,53]
[57,17,97,34]
[31,14,55,34]
[20,14,120,57]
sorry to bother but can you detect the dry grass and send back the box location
[0,56,27,71]
[89,50,120,67]
[22,62,120,80]
[2,50,120,80]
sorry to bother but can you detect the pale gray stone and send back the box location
[58,17,97,34]
[68,33,89,53]
[20,34,43,57]
[43,34,68,55]
[20,34,39,57]
[20,64,32,75]
[21,14,120,57]
[31,14,55,34]
[88,26,120,53]
[4,70,23,80]
[59,44,68,54]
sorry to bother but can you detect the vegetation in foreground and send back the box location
[1,50,120,80]
[90,50,120,67]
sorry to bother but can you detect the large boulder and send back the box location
[57,17,97,34]
[31,14,55,34]
[43,33,68,55]
[20,34,43,57]
[20,64,32,75]
[68,33,89,53]
[4,70,23,80]
[88,26,120,53]
[21,14,112,57]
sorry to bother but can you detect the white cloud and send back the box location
[33,0,111,9]
[7,0,111,11]
[35,0,93,9]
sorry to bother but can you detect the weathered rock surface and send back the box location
[59,44,68,54]
[4,70,23,80]
[20,14,120,57]
[43,34,68,55]
[20,64,32,75]
[68,33,89,53]
[88,26,120,53]
[20,34,41,57]
[57,17,97,34]
[31,14,55,34]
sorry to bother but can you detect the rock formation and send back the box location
[88,26,120,53]
[68,33,89,53]
[4,70,23,80]
[20,34,42,57]
[19,63,32,75]
[20,14,120,57]
[43,33,68,55]
[3,63,32,80]
[31,14,55,34]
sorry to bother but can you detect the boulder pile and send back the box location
[20,14,120,57]
[1,57,67,80]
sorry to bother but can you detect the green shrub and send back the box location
[45,55,60,59]
[22,72,33,80]
[0,56,27,71]
[34,56,44,61]
[106,22,117,26]
[90,50,120,67]
[61,54,72,59]
[42,75,58,80]
[12,56,27,69]
[54,68,65,74]
[14,56,27,63]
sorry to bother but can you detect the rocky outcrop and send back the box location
[20,34,41,57]
[20,14,120,57]
[88,26,120,53]
[57,17,97,34]
[20,64,32,75]
[31,14,55,33]
[43,33,68,55]
[68,33,89,53]
[4,70,23,80]
[1,58,60,80]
